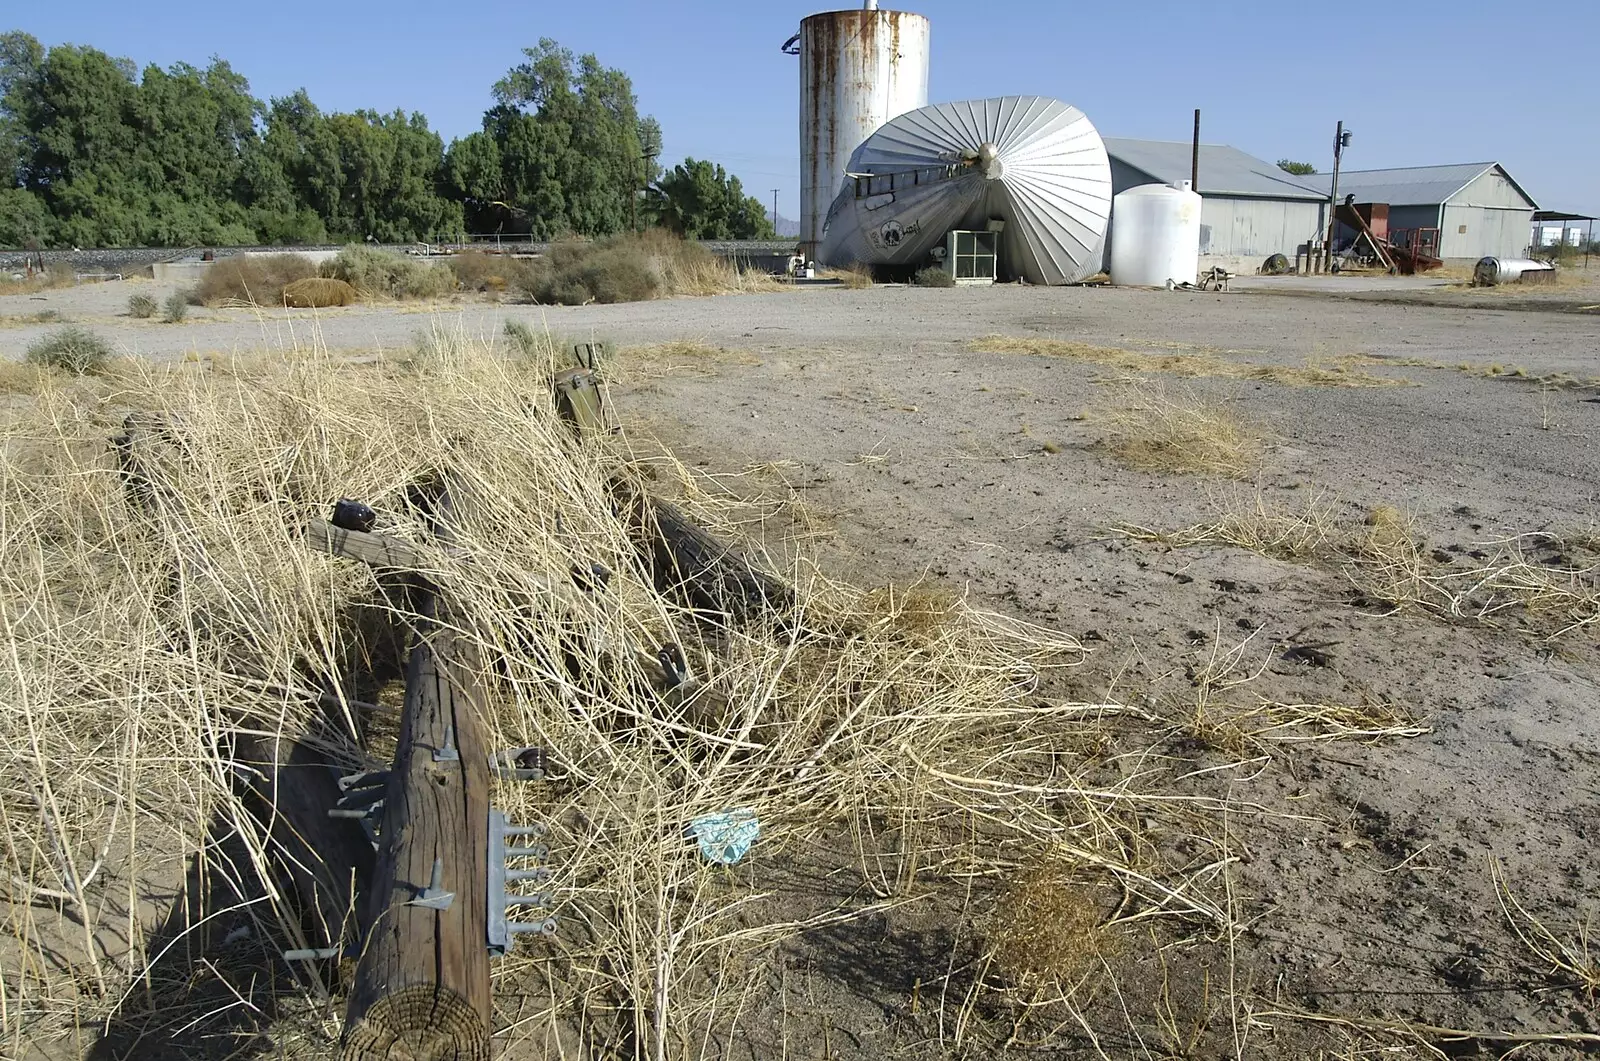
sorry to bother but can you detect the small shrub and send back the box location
[503,320,543,359]
[447,251,536,295]
[163,291,189,323]
[24,326,113,375]
[191,254,318,306]
[128,293,158,318]
[521,238,662,306]
[321,246,455,300]
[282,277,358,308]
[913,266,956,288]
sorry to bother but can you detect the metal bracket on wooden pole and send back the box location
[487,810,557,956]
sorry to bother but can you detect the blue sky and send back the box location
[10,0,1599,223]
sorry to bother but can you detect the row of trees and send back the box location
[0,33,775,248]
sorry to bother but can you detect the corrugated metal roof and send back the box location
[1301,163,1498,207]
[1103,138,1326,201]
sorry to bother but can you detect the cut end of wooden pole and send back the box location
[342,985,489,1061]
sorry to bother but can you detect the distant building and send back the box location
[1103,139,1328,269]
[1307,163,1537,261]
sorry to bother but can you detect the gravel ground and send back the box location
[4,274,1599,375]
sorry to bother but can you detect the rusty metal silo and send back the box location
[788,4,930,258]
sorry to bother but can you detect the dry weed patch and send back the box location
[0,266,75,296]
[1086,384,1269,479]
[612,340,758,383]
[823,262,875,289]
[973,336,1406,388]
[984,856,1121,996]
[1123,493,1600,639]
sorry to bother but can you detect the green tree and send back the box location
[1277,159,1317,176]
[471,39,657,238]
[250,93,460,243]
[652,158,776,240]
[3,39,269,245]
[0,32,44,191]
[0,186,51,245]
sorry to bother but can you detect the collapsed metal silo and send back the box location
[787,3,930,258]
[818,96,1113,285]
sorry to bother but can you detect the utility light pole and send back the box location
[1323,120,1352,270]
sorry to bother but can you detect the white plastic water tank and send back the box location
[1110,181,1202,287]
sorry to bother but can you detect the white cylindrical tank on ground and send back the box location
[1110,182,1203,288]
[1472,256,1555,286]
[797,7,930,256]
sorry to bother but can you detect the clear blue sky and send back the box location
[10,0,1599,224]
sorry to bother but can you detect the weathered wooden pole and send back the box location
[341,591,493,1061]
[613,480,794,623]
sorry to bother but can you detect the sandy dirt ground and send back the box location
[8,274,1600,1058]
[596,283,1600,1058]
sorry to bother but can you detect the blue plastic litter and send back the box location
[686,808,761,865]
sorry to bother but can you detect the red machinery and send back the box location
[1336,197,1442,275]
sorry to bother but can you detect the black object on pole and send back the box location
[1323,121,1351,270]
[772,189,781,233]
[1191,109,1200,190]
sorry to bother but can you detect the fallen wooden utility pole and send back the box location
[615,481,794,623]
[550,348,794,626]
[341,592,493,1060]
[330,494,495,1061]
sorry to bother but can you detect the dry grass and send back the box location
[4,327,1558,1057]
[609,340,759,384]
[1086,383,1270,479]
[10,330,1311,1059]
[0,360,52,395]
[1493,860,1600,1004]
[0,266,75,296]
[823,263,875,289]
[1121,492,1600,639]
[655,247,784,298]
[523,231,782,306]
[0,310,63,328]
[973,336,1406,388]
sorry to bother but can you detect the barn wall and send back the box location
[1440,204,1534,259]
[1198,197,1326,260]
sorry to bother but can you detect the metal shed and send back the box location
[1103,138,1328,270]
[1307,163,1537,261]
